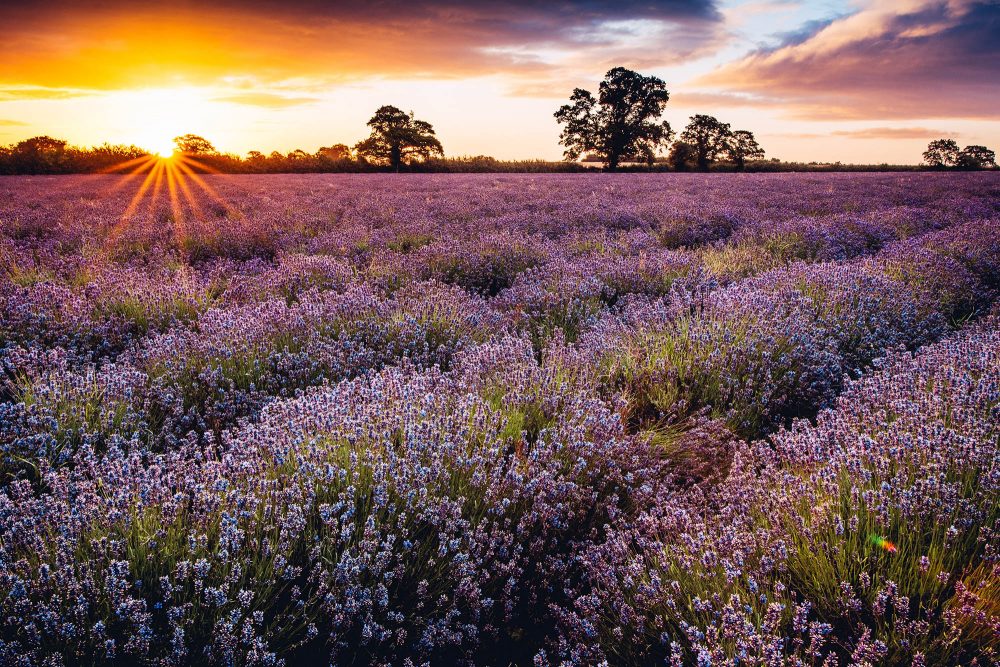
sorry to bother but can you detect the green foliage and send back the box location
[699,232,817,282]
[601,311,811,439]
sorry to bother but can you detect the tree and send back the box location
[667,141,696,171]
[354,106,443,171]
[173,134,216,155]
[680,115,731,171]
[74,143,146,172]
[554,67,673,171]
[922,139,960,168]
[956,145,996,170]
[11,136,68,174]
[317,144,351,161]
[725,130,764,171]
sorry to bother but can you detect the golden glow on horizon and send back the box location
[111,88,219,157]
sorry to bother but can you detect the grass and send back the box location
[601,311,819,440]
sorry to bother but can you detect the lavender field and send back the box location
[1,172,998,665]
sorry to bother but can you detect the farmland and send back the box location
[1,172,998,665]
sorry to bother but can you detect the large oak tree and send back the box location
[922,139,960,168]
[355,105,443,171]
[554,67,673,171]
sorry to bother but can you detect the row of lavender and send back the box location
[1,173,998,664]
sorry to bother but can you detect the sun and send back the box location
[153,140,176,159]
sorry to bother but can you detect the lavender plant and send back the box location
[1,172,997,666]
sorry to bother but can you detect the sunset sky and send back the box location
[1,0,997,164]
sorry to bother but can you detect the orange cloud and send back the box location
[831,127,959,140]
[212,93,321,108]
[0,87,94,100]
[0,1,721,92]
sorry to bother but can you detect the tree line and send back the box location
[0,66,993,175]
[922,139,996,170]
[555,67,763,171]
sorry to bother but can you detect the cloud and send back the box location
[212,93,320,108]
[831,127,958,140]
[668,90,784,108]
[0,119,29,126]
[0,87,94,100]
[699,0,1000,120]
[0,1,722,91]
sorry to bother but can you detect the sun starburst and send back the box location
[100,149,233,248]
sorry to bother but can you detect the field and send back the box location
[1,172,998,665]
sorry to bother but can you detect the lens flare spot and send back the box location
[870,534,898,554]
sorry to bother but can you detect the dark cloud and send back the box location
[0,1,721,90]
[765,15,845,48]
[700,0,1000,120]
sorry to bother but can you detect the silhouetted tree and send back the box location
[554,67,673,171]
[354,106,443,171]
[726,130,764,171]
[75,143,147,172]
[247,151,266,162]
[681,115,731,171]
[667,141,697,171]
[173,134,216,155]
[922,139,960,168]
[10,136,68,174]
[956,145,996,170]
[317,144,351,161]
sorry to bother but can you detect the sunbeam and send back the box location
[105,150,237,253]
[120,154,230,214]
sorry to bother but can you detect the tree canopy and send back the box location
[354,106,443,170]
[5,136,68,173]
[317,144,352,161]
[173,134,217,155]
[680,115,732,171]
[956,145,996,170]
[666,141,696,171]
[922,139,960,168]
[923,139,996,170]
[554,67,673,171]
[726,130,765,171]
